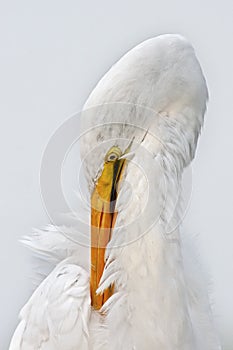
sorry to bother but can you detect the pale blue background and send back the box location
[0,1,232,349]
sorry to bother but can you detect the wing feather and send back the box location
[9,262,90,350]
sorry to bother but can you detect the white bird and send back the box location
[10,34,221,350]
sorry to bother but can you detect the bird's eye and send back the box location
[105,146,122,162]
[107,153,118,162]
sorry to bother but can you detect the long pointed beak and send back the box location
[90,150,128,310]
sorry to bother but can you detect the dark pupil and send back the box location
[109,154,116,160]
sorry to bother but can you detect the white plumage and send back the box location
[9,262,90,350]
[10,34,221,349]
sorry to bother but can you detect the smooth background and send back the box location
[0,1,232,349]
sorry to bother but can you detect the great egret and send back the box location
[9,34,221,350]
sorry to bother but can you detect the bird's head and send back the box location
[80,34,208,187]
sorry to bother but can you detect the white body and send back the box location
[10,34,221,349]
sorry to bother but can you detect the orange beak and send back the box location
[90,146,128,310]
